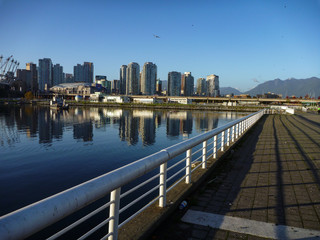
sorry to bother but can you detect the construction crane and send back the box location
[0,55,19,84]
[12,62,20,73]
[8,60,17,72]
[0,55,13,76]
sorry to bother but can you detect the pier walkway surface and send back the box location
[151,113,320,240]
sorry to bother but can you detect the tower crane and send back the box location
[7,59,15,73]
[0,55,19,84]
[8,60,17,72]
[0,55,13,75]
[12,62,20,73]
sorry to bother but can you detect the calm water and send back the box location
[0,105,247,216]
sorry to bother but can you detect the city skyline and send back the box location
[1,1,319,91]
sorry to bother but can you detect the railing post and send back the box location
[236,123,239,139]
[108,188,121,240]
[159,163,167,207]
[202,140,207,169]
[186,149,192,184]
[240,121,243,135]
[213,135,217,158]
[232,126,235,143]
[221,131,225,151]
[227,128,230,146]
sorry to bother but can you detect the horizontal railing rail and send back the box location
[0,109,267,240]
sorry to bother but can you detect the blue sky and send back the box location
[1,0,319,91]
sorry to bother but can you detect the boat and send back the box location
[50,95,69,110]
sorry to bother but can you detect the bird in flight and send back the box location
[153,34,160,38]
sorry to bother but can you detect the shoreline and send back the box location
[0,98,266,112]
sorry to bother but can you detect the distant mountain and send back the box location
[245,77,320,98]
[220,87,242,96]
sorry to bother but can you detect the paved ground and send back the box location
[151,112,320,240]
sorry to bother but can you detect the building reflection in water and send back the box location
[0,107,250,148]
[119,110,139,145]
[166,111,194,138]
[194,112,219,132]
[134,110,156,146]
[73,122,93,142]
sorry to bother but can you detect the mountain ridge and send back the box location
[244,77,320,98]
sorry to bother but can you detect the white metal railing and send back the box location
[0,109,267,240]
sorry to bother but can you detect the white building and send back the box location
[168,98,192,105]
[103,96,129,103]
[206,74,220,97]
[133,97,163,104]
[50,82,94,95]
[90,92,105,102]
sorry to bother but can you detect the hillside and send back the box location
[220,87,242,96]
[245,77,320,98]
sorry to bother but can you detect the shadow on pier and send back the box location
[151,112,320,240]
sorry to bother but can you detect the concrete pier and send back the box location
[151,112,320,239]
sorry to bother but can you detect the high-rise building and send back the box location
[181,72,194,96]
[74,64,83,82]
[53,64,64,86]
[206,74,220,97]
[167,71,181,96]
[74,62,94,83]
[120,65,127,95]
[83,62,94,83]
[141,62,157,95]
[38,58,53,91]
[65,73,74,83]
[26,63,38,92]
[16,69,32,90]
[112,80,120,94]
[196,78,206,96]
[95,75,108,92]
[126,62,140,95]
[156,79,162,95]
[105,80,111,94]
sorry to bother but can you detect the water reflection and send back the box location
[0,105,245,147]
[0,105,248,217]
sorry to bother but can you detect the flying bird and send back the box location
[153,34,160,38]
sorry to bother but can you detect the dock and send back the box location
[152,112,320,239]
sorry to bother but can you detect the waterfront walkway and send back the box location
[152,112,320,239]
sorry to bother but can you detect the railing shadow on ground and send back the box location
[280,116,320,187]
[214,115,291,239]
[295,113,320,128]
[152,114,320,240]
[151,115,268,239]
[207,114,320,240]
